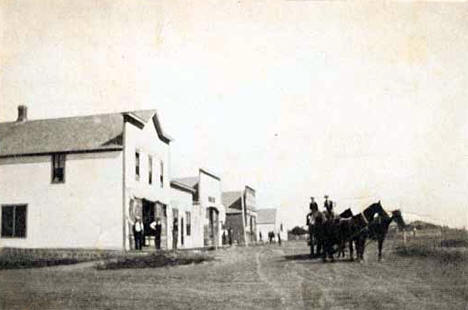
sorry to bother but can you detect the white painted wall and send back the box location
[170,187,204,249]
[0,151,123,249]
[198,170,225,246]
[257,223,275,242]
[257,214,288,243]
[123,116,172,250]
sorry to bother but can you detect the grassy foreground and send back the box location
[0,248,214,270]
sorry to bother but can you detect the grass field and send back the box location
[0,233,466,309]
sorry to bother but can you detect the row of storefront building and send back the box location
[0,106,284,251]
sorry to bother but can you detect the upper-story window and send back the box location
[148,155,153,185]
[52,154,66,183]
[135,151,140,180]
[160,160,164,188]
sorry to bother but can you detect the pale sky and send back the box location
[1,0,467,228]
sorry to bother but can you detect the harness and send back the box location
[360,212,369,225]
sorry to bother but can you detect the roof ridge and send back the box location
[0,109,157,124]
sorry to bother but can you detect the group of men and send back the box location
[306,195,335,225]
[306,195,336,259]
[131,216,163,251]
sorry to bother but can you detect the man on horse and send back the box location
[322,195,336,262]
[306,197,322,257]
[323,195,335,221]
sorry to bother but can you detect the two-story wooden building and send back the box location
[173,169,226,247]
[222,186,257,245]
[0,106,173,250]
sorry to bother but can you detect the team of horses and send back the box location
[308,201,406,262]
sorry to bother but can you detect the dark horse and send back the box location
[308,208,352,258]
[360,209,406,261]
[336,208,353,258]
[319,201,388,262]
[338,202,406,261]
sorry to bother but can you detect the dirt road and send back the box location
[0,241,466,309]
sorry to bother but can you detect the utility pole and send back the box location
[241,189,248,246]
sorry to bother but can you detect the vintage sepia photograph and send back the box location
[0,0,467,309]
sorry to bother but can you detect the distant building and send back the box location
[169,180,204,249]
[257,208,287,242]
[222,186,257,245]
[173,169,226,247]
[0,106,173,250]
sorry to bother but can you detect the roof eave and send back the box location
[170,180,196,193]
[0,147,123,158]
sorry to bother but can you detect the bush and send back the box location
[96,251,213,270]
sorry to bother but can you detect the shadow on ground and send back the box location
[282,254,356,265]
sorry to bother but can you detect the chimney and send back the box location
[16,105,28,122]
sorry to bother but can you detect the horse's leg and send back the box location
[378,238,383,261]
[310,236,315,257]
[360,238,367,261]
[349,239,354,261]
[317,238,322,256]
[357,238,364,261]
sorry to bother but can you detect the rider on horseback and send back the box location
[306,197,319,225]
[323,195,335,222]
[306,197,321,257]
[322,195,336,262]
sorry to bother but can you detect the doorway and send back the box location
[204,207,219,247]
[142,199,155,247]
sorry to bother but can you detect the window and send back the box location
[186,211,191,236]
[1,205,27,238]
[160,160,164,187]
[52,154,66,183]
[148,156,153,185]
[135,151,140,180]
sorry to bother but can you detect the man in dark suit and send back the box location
[151,218,162,250]
[323,195,335,222]
[172,218,178,250]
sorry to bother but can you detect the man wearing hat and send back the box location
[323,195,335,221]
[132,216,144,250]
[306,197,322,257]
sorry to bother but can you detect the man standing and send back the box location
[150,218,162,250]
[133,216,144,250]
[228,228,233,246]
[172,218,178,251]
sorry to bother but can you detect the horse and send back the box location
[320,208,356,262]
[361,209,406,261]
[307,211,324,258]
[336,208,354,259]
[335,201,389,262]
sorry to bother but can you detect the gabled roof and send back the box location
[0,109,171,157]
[222,191,242,208]
[172,176,199,189]
[257,208,277,224]
[170,180,196,193]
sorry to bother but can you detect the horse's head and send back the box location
[363,200,389,220]
[339,208,353,219]
[390,209,406,230]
